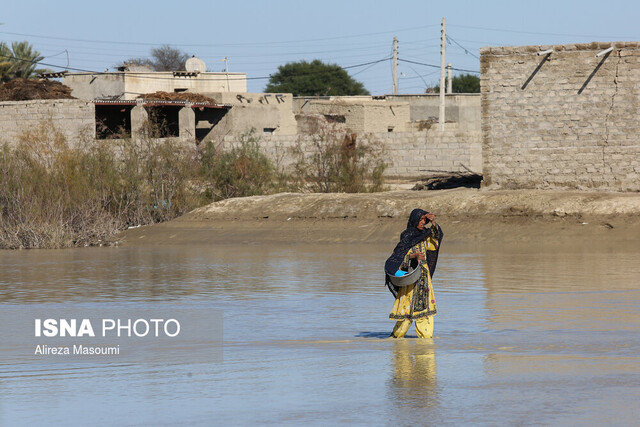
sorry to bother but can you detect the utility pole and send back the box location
[222,56,230,92]
[447,63,452,94]
[392,36,398,94]
[439,18,446,131]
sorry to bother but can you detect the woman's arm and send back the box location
[401,247,425,271]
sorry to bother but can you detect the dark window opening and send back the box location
[145,106,180,138]
[95,105,132,139]
[174,88,187,93]
[263,128,276,134]
[324,114,346,123]
[388,126,394,132]
[195,107,229,143]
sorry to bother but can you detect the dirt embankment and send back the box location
[118,188,640,246]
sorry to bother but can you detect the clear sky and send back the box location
[1,0,638,94]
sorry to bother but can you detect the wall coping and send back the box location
[0,99,91,107]
[385,93,481,98]
[480,41,640,56]
[306,100,409,107]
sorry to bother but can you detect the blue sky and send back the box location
[2,0,638,94]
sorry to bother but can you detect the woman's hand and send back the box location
[411,252,426,261]
[426,212,436,227]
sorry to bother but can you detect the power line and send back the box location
[397,58,479,74]
[0,53,391,82]
[446,35,480,60]
[262,57,391,82]
[351,57,389,77]
[447,24,636,40]
[0,25,439,48]
[400,69,439,81]
[0,53,96,74]
[27,38,398,59]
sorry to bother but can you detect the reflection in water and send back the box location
[388,340,439,412]
[1,241,639,425]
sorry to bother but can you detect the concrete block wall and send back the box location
[365,129,482,177]
[0,99,94,146]
[481,41,640,191]
[220,128,482,179]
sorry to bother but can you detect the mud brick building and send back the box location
[481,42,640,191]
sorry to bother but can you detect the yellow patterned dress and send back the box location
[389,234,440,338]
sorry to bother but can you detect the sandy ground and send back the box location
[118,188,640,246]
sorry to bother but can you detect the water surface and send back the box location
[1,241,639,425]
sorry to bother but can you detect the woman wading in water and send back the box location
[384,209,443,338]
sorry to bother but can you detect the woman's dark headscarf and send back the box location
[384,208,443,297]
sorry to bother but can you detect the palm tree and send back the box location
[0,42,14,81]
[0,41,49,82]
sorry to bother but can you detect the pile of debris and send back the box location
[0,78,75,101]
[138,91,217,104]
[412,171,483,191]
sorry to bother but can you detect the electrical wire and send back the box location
[447,24,636,40]
[397,58,479,74]
[351,56,389,77]
[0,25,439,48]
[0,53,392,82]
[446,35,480,60]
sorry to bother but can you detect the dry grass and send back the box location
[290,122,387,193]
[0,120,196,249]
[0,122,388,249]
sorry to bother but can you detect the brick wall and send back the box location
[0,99,94,146]
[481,42,640,191]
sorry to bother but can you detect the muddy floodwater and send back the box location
[1,240,639,425]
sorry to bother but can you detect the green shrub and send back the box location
[199,131,284,201]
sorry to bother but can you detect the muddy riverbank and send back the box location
[118,188,640,246]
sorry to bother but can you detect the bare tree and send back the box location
[150,45,189,71]
[122,45,189,71]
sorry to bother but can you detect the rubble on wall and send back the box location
[412,172,482,190]
[137,91,218,104]
[0,78,75,101]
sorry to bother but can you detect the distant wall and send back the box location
[370,129,482,177]
[202,92,297,137]
[302,101,411,133]
[63,72,247,100]
[385,94,481,131]
[295,94,481,131]
[0,98,481,179]
[0,99,94,146]
[292,96,372,111]
[481,41,640,191]
[219,128,482,178]
[62,74,125,101]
